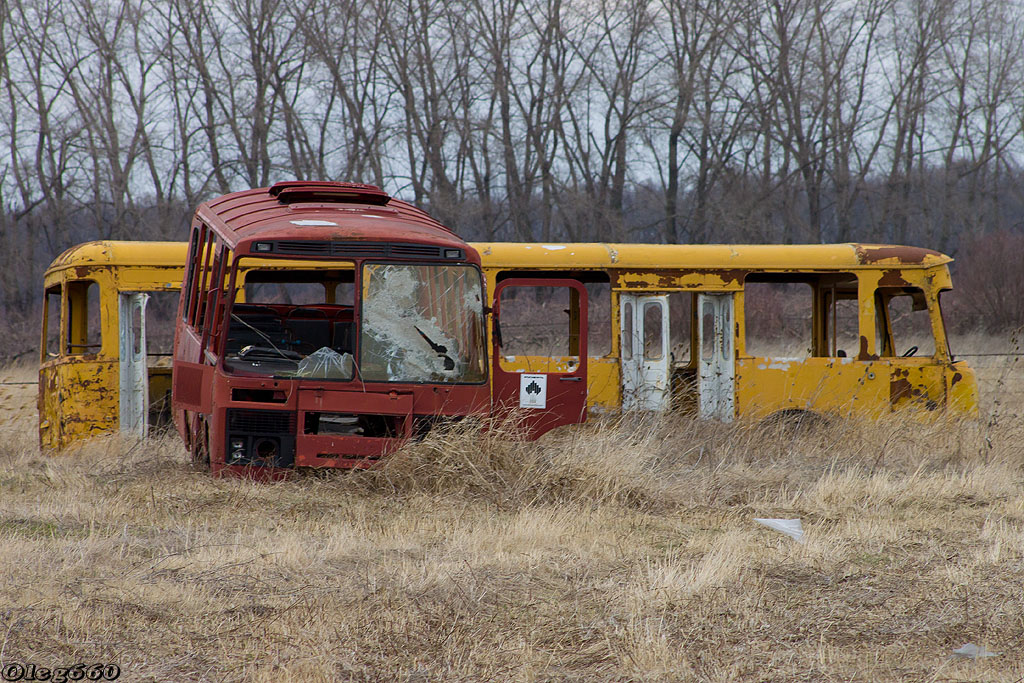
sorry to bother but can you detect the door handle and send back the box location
[559,376,583,382]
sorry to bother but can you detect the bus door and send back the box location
[619,294,670,410]
[118,292,150,438]
[491,278,588,438]
[697,293,735,421]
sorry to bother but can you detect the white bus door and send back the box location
[697,293,735,421]
[119,292,150,438]
[620,294,671,411]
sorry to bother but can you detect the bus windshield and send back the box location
[222,260,486,384]
[360,263,486,383]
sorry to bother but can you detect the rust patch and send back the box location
[856,245,942,264]
[951,372,963,387]
[857,336,879,361]
[890,378,914,403]
[615,268,746,289]
[877,269,911,287]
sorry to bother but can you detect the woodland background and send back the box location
[2,0,1024,354]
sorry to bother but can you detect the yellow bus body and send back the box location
[39,241,187,450]
[477,242,978,421]
[39,240,979,450]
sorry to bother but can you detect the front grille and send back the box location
[227,409,296,434]
[333,242,390,257]
[391,244,448,258]
[276,240,331,255]
[266,241,448,259]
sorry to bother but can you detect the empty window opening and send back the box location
[586,282,611,357]
[499,285,572,358]
[44,286,62,358]
[226,263,358,380]
[65,280,102,355]
[744,280,813,359]
[145,291,182,357]
[745,274,858,358]
[667,292,693,366]
[643,302,663,360]
[881,288,936,357]
[498,284,584,373]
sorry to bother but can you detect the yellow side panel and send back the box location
[39,359,119,450]
[889,363,947,412]
[38,365,62,450]
[946,362,980,416]
[736,358,890,420]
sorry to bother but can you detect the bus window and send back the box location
[246,281,329,305]
[585,282,611,357]
[44,286,61,358]
[643,302,664,360]
[744,281,813,359]
[829,297,860,358]
[667,292,693,365]
[182,226,202,322]
[146,291,180,357]
[883,289,935,357]
[65,280,101,355]
[621,300,634,361]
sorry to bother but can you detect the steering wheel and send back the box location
[901,345,918,357]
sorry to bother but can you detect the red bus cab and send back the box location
[172,181,493,476]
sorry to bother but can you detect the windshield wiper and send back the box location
[414,326,455,371]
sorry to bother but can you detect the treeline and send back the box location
[2,0,1024,342]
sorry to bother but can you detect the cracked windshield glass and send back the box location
[360,263,486,383]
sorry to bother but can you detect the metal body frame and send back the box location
[171,182,493,477]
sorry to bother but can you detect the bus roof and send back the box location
[46,241,189,275]
[197,183,468,253]
[473,243,952,270]
[46,240,952,277]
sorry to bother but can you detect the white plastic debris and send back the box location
[754,518,805,543]
[952,643,1000,659]
[295,347,354,379]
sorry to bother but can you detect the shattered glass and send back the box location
[294,347,354,380]
[360,263,486,383]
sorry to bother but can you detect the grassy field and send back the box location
[1,349,1023,682]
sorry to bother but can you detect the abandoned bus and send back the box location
[39,238,979,455]
[172,181,501,476]
[39,241,186,450]
[478,242,979,421]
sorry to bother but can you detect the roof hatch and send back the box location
[268,181,391,206]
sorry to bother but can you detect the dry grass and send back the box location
[2,355,1024,681]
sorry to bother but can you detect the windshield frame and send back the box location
[357,260,488,385]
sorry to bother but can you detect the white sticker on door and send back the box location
[519,374,547,409]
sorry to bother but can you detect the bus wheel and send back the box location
[762,409,827,435]
[191,418,210,471]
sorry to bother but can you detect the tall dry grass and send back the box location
[1,359,1023,680]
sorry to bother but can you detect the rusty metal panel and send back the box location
[735,357,889,420]
[889,364,947,412]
